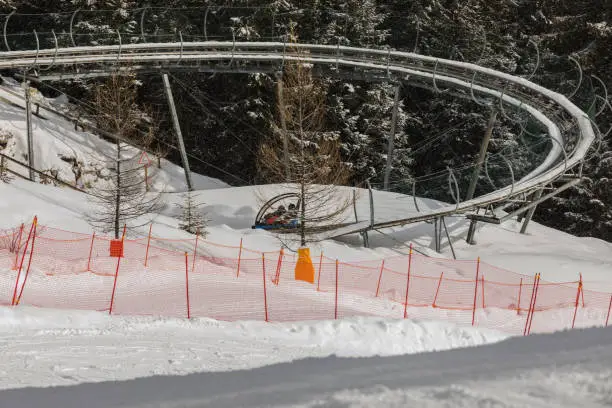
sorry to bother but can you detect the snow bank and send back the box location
[0,306,507,390]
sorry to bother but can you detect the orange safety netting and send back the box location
[0,222,610,336]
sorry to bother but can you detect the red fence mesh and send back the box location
[1,222,610,336]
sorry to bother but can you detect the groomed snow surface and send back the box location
[1,81,612,407]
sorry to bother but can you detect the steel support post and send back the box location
[383,84,401,191]
[362,231,369,248]
[520,189,544,234]
[275,72,290,182]
[162,73,193,191]
[442,217,456,259]
[466,207,480,245]
[434,217,441,253]
[465,109,498,201]
[24,80,35,181]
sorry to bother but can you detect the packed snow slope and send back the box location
[1,323,611,408]
[0,306,507,391]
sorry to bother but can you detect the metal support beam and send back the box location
[520,189,543,234]
[362,231,370,248]
[383,83,401,191]
[162,73,193,191]
[500,179,580,222]
[275,72,290,181]
[465,109,498,201]
[466,213,501,224]
[441,217,456,259]
[24,79,35,181]
[434,217,442,253]
[366,179,375,228]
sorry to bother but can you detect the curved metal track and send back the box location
[0,41,596,237]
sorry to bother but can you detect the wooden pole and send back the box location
[523,274,538,336]
[16,218,37,305]
[236,238,243,278]
[472,257,480,326]
[481,274,485,309]
[109,225,126,315]
[316,252,323,291]
[375,260,385,297]
[144,224,152,267]
[571,278,583,329]
[12,219,35,306]
[403,244,413,318]
[86,232,96,271]
[527,274,540,335]
[432,272,444,308]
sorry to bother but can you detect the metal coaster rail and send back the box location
[0,39,596,241]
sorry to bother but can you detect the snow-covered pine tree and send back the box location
[177,191,208,237]
[257,41,352,246]
[87,73,162,239]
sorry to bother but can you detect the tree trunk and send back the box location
[300,180,306,247]
[114,140,121,239]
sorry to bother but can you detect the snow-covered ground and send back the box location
[1,79,612,405]
[1,323,611,407]
[0,306,507,390]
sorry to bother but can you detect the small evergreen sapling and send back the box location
[177,191,208,237]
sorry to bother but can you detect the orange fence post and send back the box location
[334,259,339,320]
[12,218,36,306]
[236,238,243,278]
[144,224,152,267]
[403,243,413,318]
[191,233,199,273]
[527,274,540,335]
[262,254,269,322]
[185,252,191,319]
[108,225,126,315]
[274,248,284,285]
[606,295,612,327]
[86,232,95,271]
[481,274,485,309]
[523,273,538,336]
[316,252,323,291]
[16,218,37,305]
[12,223,24,269]
[375,260,385,297]
[516,278,523,315]
[579,273,585,307]
[432,272,444,308]
[571,278,583,329]
[471,257,480,326]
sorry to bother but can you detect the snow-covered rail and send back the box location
[0,41,596,232]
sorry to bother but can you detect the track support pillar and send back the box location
[24,77,35,181]
[520,189,543,234]
[162,73,193,191]
[383,83,401,191]
[465,109,498,202]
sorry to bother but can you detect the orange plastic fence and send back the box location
[0,222,610,336]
